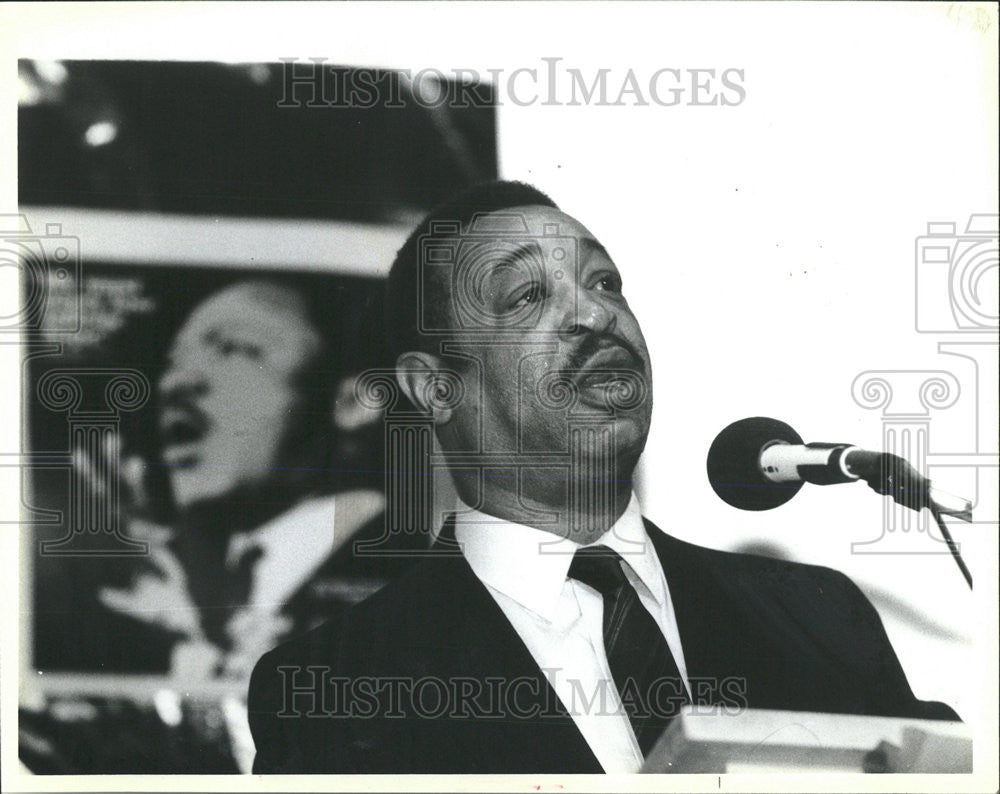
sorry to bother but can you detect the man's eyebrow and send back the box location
[580,237,613,262]
[480,237,613,290]
[484,241,543,284]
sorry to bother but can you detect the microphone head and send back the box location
[707,417,804,511]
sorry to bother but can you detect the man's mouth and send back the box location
[577,370,625,388]
[159,404,209,464]
[573,346,642,387]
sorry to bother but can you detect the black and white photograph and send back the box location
[2,2,997,791]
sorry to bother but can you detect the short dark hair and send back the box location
[385,179,558,361]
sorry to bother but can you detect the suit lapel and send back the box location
[644,519,827,711]
[427,521,602,772]
[644,519,758,701]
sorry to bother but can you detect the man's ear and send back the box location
[395,352,456,424]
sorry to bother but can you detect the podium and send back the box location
[643,707,972,773]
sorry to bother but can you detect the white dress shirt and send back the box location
[226,488,385,612]
[226,494,339,612]
[453,493,690,773]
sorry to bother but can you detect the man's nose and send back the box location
[157,360,209,400]
[557,290,617,339]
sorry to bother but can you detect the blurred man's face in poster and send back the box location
[157,282,322,510]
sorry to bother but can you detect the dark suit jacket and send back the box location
[247,519,958,774]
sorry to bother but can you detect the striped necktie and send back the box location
[568,544,689,756]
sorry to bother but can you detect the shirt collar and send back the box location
[453,492,664,623]
[226,495,338,607]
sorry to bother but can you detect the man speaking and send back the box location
[248,181,957,774]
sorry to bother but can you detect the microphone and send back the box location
[706,417,972,520]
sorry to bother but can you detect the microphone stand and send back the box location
[853,451,974,591]
[930,508,973,590]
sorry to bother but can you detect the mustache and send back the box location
[157,391,210,439]
[159,389,205,416]
[566,332,644,373]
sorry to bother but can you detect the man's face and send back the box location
[157,283,321,510]
[441,205,653,466]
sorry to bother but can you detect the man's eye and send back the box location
[511,283,544,307]
[218,339,263,361]
[595,274,622,293]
